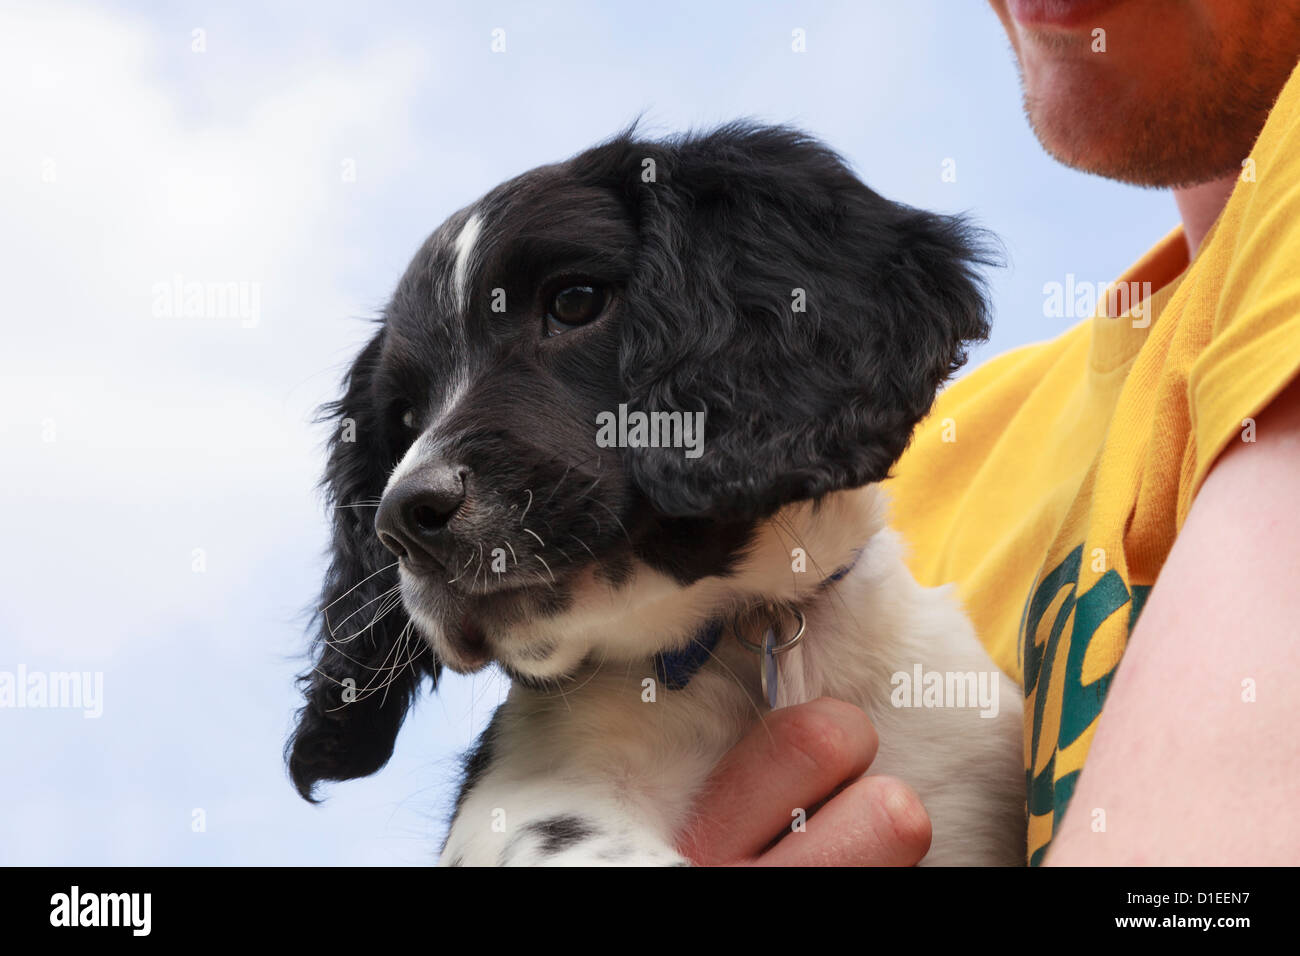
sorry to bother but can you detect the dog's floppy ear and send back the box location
[614,124,996,518]
[286,328,439,801]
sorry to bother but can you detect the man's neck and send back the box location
[1173,174,1238,257]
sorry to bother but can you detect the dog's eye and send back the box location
[392,404,418,432]
[545,284,607,337]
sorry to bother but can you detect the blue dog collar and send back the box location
[653,549,862,694]
[654,619,724,691]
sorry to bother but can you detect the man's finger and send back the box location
[755,774,932,866]
[678,697,878,865]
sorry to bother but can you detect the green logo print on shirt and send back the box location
[1020,544,1152,865]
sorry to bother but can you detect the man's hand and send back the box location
[676,697,932,866]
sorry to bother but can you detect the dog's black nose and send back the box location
[375,462,469,570]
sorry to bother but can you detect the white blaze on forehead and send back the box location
[384,432,429,495]
[382,370,472,494]
[451,213,483,312]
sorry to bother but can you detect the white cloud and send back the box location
[0,2,438,655]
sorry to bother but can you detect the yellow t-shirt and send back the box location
[886,60,1300,865]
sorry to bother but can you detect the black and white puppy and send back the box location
[288,124,1025,866]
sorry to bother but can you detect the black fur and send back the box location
[286,332,441,801]
[522,816,597,855]
[287,122,995,802]
[614,125,996,517]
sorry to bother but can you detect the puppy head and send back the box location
[287,123,994,799]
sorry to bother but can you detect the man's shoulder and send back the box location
[930,320,1093,420]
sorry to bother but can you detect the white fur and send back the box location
[383,371,472,495]
[438,486,1024,866]
[450,213,482,313]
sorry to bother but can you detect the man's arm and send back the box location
[1046,376,1300,864]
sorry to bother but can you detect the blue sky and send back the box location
[0,0,1178,864]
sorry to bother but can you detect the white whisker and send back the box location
[320,561,399,613]
[326,584,400,638]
